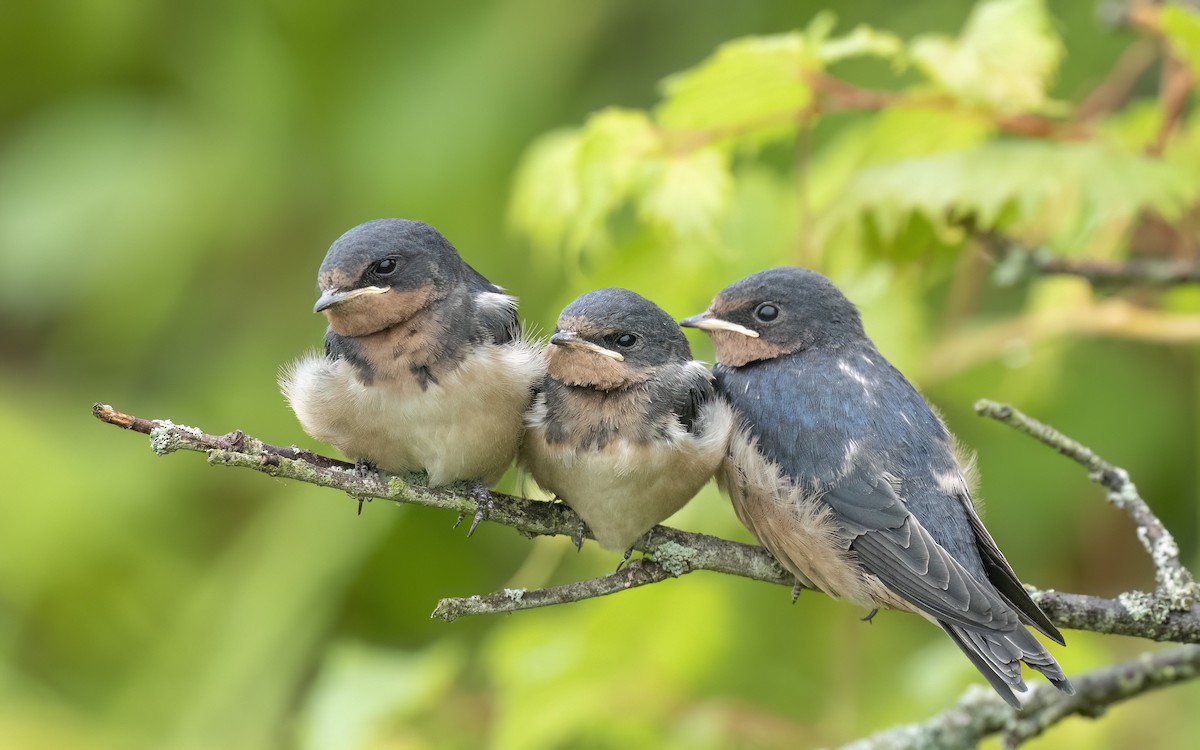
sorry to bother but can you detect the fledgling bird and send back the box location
[681,267,1071,708]
[521,288,733,552]
[280,219,544,524]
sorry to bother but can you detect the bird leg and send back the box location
[615,547,634,572]
[791,580,803,604]
[353,458,377,515]
[616,528,651,571]
[861,608,878,623]
[571,519,588,551]
[465,480,494,538]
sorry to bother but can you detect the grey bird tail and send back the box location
[966,512,1066,646]
[939,622,1074,709]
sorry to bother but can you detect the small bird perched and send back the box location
[681,267,1071,707]
[281,219,544,526]
[521,288,733,552]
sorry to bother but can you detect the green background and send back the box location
[1,1,1196,748]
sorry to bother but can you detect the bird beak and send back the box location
[679,311,760,338]
[549,331,625,361]
[313,286,390,313]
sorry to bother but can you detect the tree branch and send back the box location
[94,402,1200,638]
[975,399,1197,611]
[1032,256,1200,285]
[432,558,678,622]
[91,403,790,591]
[836,644,1200,750]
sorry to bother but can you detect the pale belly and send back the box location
[282,342,543,485]
[522,398,732,550]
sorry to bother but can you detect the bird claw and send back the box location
[465,480,493,538]
[354,458,376,478]
[615,546,634,572]
[861,608,878,623]
[351,459,378,515]
[571,520,587,551]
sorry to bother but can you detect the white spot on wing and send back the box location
[838,359,877,404]
[933,470,966,497]
[477,291,518,313]
[839,439,860,476]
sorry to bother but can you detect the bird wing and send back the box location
[668,364,717,435]
[958,499,1065,644]
[827,468,1024,633]
[473,288,522,345]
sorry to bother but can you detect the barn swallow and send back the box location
[681,267,1071,707]
[521,288,733,552]
[281,219,544,529]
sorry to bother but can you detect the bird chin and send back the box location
[709,330,788,367]
[546,346,651,390]
[323,285,435,338]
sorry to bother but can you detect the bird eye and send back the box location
[373,258,398,275]
[755,303,779,322]
[615,333,638,348]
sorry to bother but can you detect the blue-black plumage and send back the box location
[682,266,1071,708]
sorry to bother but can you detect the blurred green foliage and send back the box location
[1,1,1198,748]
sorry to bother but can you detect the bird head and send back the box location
[547,288,692,391]
[680,267,865,367]
[312,219,464,337]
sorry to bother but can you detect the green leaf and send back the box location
[509,108,661,259]
[636,147,731,242]
[656,32,813,147]
[910,0,1063,114]
[1161,5,1200,77]
[656,16,904,150]
[507,128,583,255]
[822,141,1197,256]
[820,23,905,66]
[299,642,463,750]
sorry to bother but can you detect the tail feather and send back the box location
[940,622,1074,708]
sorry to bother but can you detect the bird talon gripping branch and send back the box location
[571,520,587,552]
[465,480,494,538]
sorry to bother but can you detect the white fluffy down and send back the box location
[280,339,544,486]
[522,392,734,551]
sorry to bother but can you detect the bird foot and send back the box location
[353,459,377,515]
[861,608,878,623]
[354,458,377,478]
[615,546,634,572]
[791,580,803,604]
[463,480,493,538]
[571,519,588,551]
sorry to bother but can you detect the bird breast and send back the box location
[522,396,733,550]
[280,337,544,485]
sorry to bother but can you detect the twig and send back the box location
[91,402,789,583]
[433,558,677,622]
[1032,590,1200,644]
[980,231,1200,287]
[836,644,1200,750]
[94,402,1200,638]
[975,400,1197,610]
[806,73,1087,140]
[1146,57,1195,157]
[1034,256,1200,285]
[1074,38,1159,123]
